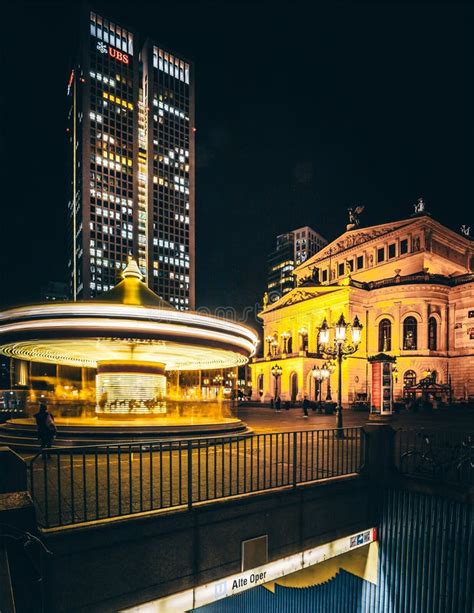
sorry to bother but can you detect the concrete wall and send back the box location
[42,476,373,613]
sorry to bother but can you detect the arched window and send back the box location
[378,319,392,352]
[301,333,308,351]
[403,316,418,350]
[287,336,293,353]
[257,374,264,397]
[403,370,416,397]
[428,317,437,350]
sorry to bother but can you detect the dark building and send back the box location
[41,281,70,302]
[68,9,195,309]
[267,226,327,299]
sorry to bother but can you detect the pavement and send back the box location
[236,404,474,434]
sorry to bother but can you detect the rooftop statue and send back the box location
[346,205,365,230]
[414,197,425,214]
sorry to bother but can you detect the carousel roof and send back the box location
[0,260,258,371]
[95,259,173,309]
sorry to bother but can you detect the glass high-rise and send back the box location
[67,10,195,309]
[267,226,327,299]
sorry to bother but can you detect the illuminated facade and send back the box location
[253,214,474,404]
[267,226,327,299]
[68,10,195,309]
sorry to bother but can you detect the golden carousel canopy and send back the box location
[0,260,258,372]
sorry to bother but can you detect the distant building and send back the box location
[68,9,195,309]
[41,282,70,302]
[267,226,327,299]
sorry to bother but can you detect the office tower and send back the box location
[67,9,195,309]
[267,226,327,299]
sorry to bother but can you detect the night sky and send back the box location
[1,1,473,324]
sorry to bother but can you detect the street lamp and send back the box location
[281,331,290,354]
[265,335,274,357]
[271,364,283,400]
[228,371,237,404]
[298,327,308,351]
[318,314,363,438]
[325,361,335,400]
[311,365,322,401]
[312,363,330,408]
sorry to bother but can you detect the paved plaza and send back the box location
[237,404,474,433]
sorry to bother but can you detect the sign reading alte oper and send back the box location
[252,207,474,405]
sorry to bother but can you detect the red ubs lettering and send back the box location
[109,47,129,65]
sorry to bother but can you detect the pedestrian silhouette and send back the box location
[34,403,57,450]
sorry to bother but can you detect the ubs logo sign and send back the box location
[96,41,129,65]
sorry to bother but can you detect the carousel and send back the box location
[0,260,258,448]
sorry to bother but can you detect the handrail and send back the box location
[27,426,364,458]
[28,426,365,528]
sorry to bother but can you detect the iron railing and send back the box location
[28,427,364,528]
[396,429,474,486]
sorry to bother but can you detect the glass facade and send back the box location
[88,12,135,293]
[68,11,195,308]
[267,227,327,300]
[149,47,192,309]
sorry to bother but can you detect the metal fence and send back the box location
[396,429,474,486]
[29,427,364,528]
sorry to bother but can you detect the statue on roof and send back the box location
[414,197,425,214]
[347,205,364,231]
[461,224,471,237]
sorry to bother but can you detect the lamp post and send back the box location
[311,365,322,401]
[281,331,290,354]
[318,314,363,438]
[312,363,330,409]
[271,364,282,400]
[298,327,308,351]
[326,361,335,400]
[228,371,237,406]
[265,335,274,357]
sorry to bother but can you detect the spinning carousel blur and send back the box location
[0,260,258,448]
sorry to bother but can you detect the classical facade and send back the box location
[252,213,474,405]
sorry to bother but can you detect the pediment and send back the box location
[262,285,342,314]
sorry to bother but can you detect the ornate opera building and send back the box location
[251,208,474,405]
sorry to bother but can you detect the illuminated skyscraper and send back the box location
[67,10,195,308]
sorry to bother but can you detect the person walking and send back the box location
[302,395,309,418]
[34,403,57,450]
[275,396,281,412]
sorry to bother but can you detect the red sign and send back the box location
[371,362,381,410]
[109,47,129,65]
